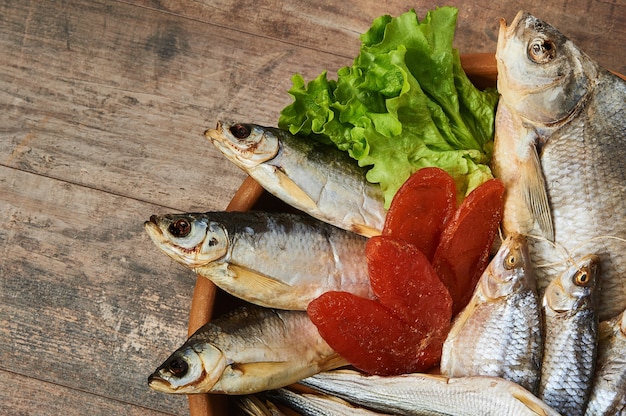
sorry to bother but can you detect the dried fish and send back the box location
[300,369,561,416]
[539,254,600,416]
[205,122,386,237]
[145,211,371,310]
[265,388,391,415]
[493,10,626,320]
[148,305,347,394]
[585,309,626,415]
[441,233,542,394]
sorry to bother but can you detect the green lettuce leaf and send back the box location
[278,7,499,207]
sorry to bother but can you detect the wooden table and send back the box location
[1,1,623,415]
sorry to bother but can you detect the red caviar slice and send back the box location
[366,236,452,327]
[382,167,457,260]
[307,290,449,375]
[307,170,503,376]
[432,178,505,315]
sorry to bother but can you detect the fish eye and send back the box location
[229,124,251,139]
[528,39,556,63]
[167,357,189,377]
[504,253,518,270]
[169,219,192,238]
[574,268,591,286]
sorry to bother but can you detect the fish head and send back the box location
[543,254,600,313]
[148,343,227,394]
[480,233,534,299]
[144,213,228,268]
[205,122,280,169]
[496,11,596,125]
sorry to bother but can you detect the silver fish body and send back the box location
[539,254,600,416]
[441,234,543,394]
[585,309,626,416]
[300,369,561,416]
[205,122,386,237]
[493,11,626,320]
[144,211,371,310]
[264,388,391,416]
[148,305,347,394]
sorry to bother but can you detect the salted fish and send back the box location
[441,233,542,394]
[300,369,561,416]
[144,211,371,310]
[585,309,626,415]
[493,11,626,320]
[205,122,386,237]
[539,254,600,416]
[264,388,392,416]
[148,305,347,394]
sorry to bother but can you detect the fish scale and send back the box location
[441,234,543,395]
[585,309,626,415]
[264,388,392,415]
[540,309,598,416]
[144,211,371,310]
[149,305,348,394]
[493,10,626,321]
[300,370,561,416]
[206,122,386,237]
[500,293,543,390]
[532,76,626,309]
[446,294,541,380]
[539,255,600,416]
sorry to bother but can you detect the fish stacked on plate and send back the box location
[144,11,625,416]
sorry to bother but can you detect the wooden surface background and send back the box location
[1,1,624,415]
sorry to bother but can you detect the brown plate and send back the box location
[187,52,626,415]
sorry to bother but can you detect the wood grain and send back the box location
[0,0,345,212]
[125,0,626,74]
[0,369,175,416]
[0,167,192,415]
[0,0,623,415]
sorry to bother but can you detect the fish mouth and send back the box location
[496,11,526,60]
[148,373,176,393]
[144,222,218,268]
[148,372,207,394]
[144,218,164,239]
[204,121,255,167]
[502,10,528,35]
[204,121,224,140]
[146,215,160,228]
[203,121,224,144]
[495,15,513,85]
[143,220,197,266]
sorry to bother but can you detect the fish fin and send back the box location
[227,264,293,292]
[351,224,382,238]
[317,353,350,371]
[521,143,554,241]
[273,169,319,213]
[228,361,302,380]
[446,295,480,341]
[511,388,554,415]
[194,262,233,281]
[196,263,295,308]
